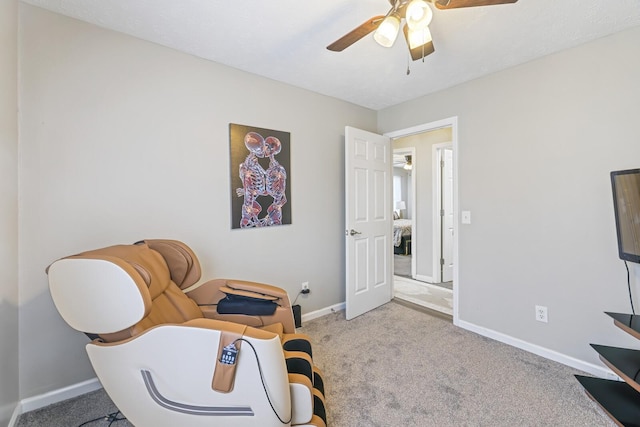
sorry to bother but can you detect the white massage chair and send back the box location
[47,239,327,427]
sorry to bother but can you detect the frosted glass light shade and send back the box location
[408,26,433,50]
[406,0,433,30]
[374,15,401,47]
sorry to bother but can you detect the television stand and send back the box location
[575,312,640,426]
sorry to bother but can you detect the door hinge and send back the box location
[440,209,444,217]
[440,258,445,266]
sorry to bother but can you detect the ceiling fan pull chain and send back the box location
[406,55,411,75]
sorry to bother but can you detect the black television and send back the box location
[611,168,640,263]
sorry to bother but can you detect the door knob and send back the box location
[349,229,362,236]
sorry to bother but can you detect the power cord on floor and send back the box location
[77,410,127,427]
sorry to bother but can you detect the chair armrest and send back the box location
[187,279,291,305]
[186,279,296,333]
[224,280,290,301]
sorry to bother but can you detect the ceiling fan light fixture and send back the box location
[406,0,433,30]
[373,14,401,47]
[403,155,413,170]
[408,26,433,49]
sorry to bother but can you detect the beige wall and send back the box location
[379,25,640,366]
[0,0,20,422]
[18,4,376,398]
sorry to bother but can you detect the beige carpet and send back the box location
[394,275,453,315]
[17,302,615,427]
[302,302,614,426]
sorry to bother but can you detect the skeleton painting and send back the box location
[229,124,291,229]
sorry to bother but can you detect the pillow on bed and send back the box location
[393,211,399,220]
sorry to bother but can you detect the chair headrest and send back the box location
[48,242,185,334]
[140,239,201,289]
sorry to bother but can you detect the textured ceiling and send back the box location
[21,0,640,110]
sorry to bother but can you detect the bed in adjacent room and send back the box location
[393,218,412,255]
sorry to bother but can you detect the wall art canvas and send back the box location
[229,123,291,229]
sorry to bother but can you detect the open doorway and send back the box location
[387,118,458,318]
[392,147,415,279]
[434,143,453,286]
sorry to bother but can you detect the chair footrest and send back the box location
[312,389,327,427]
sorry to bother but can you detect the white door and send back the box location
[442,148,454,282]
[345,126,393,320]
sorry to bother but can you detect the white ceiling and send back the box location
[21,0,640,110]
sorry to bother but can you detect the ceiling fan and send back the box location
[327,0,518,61]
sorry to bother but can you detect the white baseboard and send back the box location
[10,377,102,425]
[414,274,434,283]
[301,302,345,323]
[457,319,621,381]
[2,402,19,427]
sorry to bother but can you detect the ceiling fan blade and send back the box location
[403,25,435,61]
[435,0,517,9]
[327,15,385,52]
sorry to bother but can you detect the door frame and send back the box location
[385,117,459,323]
[392,146,417,279]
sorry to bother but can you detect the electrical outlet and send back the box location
[535,305,548,323]
[301,282,309,292]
